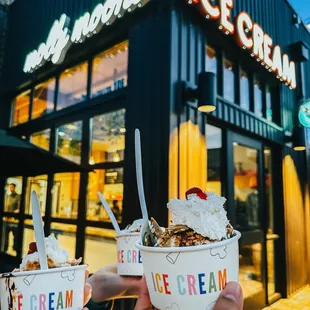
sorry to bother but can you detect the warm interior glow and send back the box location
[12,91,31,126]
[198,105,216,113]
[293,146,306,151]
[282,155,308,295]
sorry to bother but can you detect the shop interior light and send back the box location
[183,72,217,113]
[113,152,121,162]
[292,127,306,151]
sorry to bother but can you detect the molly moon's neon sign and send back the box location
[23,0,148,73]
[188,0,297,89]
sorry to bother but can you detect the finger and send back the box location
[213,282,243,310]
[84,283,92,305]
[134,276,154,310]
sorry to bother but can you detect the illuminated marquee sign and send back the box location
[188,0,297,89]
[23,0,148,73]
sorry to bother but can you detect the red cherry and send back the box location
[186,187,208,200]
[28,242,37,254]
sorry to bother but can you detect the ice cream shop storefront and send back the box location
[0,0,309,309]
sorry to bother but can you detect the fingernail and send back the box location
[223,282,242,302]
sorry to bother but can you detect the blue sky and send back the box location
[289,0,310,22]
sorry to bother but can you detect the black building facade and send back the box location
[0,0,309,309]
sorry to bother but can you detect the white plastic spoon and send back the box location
[31,190,48,270]
[134,128,149,222]
[135,129,156,245]
[98,191,121,234]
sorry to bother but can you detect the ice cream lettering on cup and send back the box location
[116,219,144,276]
[0,235,87,310]
[137,187,241,310]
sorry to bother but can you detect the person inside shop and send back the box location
[3,183,20,253]
[82,265,244,310]
[112,200,121,221]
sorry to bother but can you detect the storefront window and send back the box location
[92,41,128,98]
[52,173,80,219]
[25,175,48,215]
[1,217,19,256]
[3,177,22,213]
[90,109,125,164]
[205,125,222,195]
[32,79,55,119]
[234,144,260,229]
[266,85,273,122]
[240,70,250,111]
[87,169,124,222]
[12,90,31,126]
[239,243,264,300]
[254,77,263,117]
[84,227,117,273]
[205,46,217,74]
[223,58,235,103]
[51,222,77,261]
[31,129,51,151]
[57,62,88,110]
[57,121,82,164]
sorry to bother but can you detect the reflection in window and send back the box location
[1,217,19,256]
[223,58,235,102]
[57,62,88,110]
[266,85,273,121]
[25,175,48,215]
[205,125,222,195]
[254,77,263,117]
[4,177,22,212]
[90,109,125,164]
[52,173,80,219]
[31,129,51,151]
[87,169,124,222]
[57,121,82,164]
[84,227,116,273]
[92,41,128,98]
[23,219,34,256]
[12,90,31,126]
[32,79,55,119]
[206,46,217,74]
[239,243,264,300]
[234,144,260,230]
[240,70,250,110]
[51,222,77,261]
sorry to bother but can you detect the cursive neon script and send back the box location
[23,0,147,73]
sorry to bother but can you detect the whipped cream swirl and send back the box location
[167,192,229,241]
[122,219,144,233]
[20,235,68,268]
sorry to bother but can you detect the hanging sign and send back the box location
[299,100,310,127]
[23,0,148,73]
[187,0,297,89]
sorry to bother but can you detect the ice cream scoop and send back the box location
[18,235,81,271]
[168,188,230,241]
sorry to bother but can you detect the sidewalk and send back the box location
[263,286,310,310]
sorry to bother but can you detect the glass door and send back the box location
[228,133,266,310]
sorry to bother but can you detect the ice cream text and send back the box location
[117,249,142,264]
[12,289,74,310]
[150,269,227,296]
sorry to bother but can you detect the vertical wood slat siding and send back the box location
[282,149,308,296]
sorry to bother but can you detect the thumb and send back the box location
[213,282,243,310]
[134,276,156,310]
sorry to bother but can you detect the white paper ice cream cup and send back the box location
[116,232,143,276]
[136,231,241,310]
[0,264,87,310]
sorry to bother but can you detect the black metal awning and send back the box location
[0,129,91,177]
